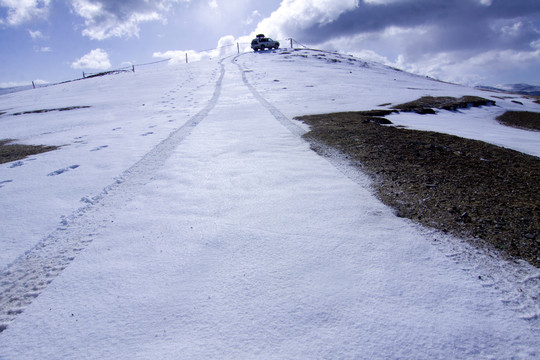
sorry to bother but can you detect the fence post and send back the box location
[186,53,188,64]
[32,81,35,89]
[237,42,240,54]
[132,65,135,72]
[83,72,86,78]
[290,38,293,49]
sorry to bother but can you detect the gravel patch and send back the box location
[297,111,540,268]
[0,139,59,164]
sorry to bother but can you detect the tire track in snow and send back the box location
[233,54,540,331]
[233,55,307,138]
[0,59,227,332]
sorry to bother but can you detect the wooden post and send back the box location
[186,53,188,64]
[83,72,86,78]
[32,81,35,89]
[237,42,240,54]
[132,65,135,72]
[290,38,293,49]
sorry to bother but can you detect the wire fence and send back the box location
[27,38,311,91]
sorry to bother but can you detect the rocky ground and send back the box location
[297,98,540,268]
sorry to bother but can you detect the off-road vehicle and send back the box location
[251,34,279,51]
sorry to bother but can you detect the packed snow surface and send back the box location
[0,50,539,359]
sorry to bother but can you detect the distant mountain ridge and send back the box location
[476,83,540,96]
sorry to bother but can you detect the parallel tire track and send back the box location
[233,55,307,138]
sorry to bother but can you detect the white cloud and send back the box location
[71,0,188,40]
[208,0,218,10]
[499,21,523,37]
[477,0,493,5]
[34,45,52,52]
[468,48,540,67]
[0,0,51,25]
[383,47,540,86]
[243,10,260,26]
[71,48,112,70]
[254,0,358,39]
[217,34,237,56]
[28,29,45,39]
[153,49,207,64]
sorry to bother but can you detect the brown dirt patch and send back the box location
[391,96,496,114]
[11,106,90,116]
[497,111,540,131]
[296,111,540,267]
[0,139,59,164]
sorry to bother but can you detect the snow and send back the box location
[0,50,539,359]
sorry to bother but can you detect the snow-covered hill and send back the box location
[0,50,539,359]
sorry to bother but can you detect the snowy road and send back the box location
[1,55,539,358]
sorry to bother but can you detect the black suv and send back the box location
[251,34,279,51]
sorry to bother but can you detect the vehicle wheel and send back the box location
[260,46,265,51]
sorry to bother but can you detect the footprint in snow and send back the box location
[9,161,24,168]
[112,127,122,131]
[47,165,80,176]
[90,145,108,152]
[0,180,13,188]
[141,132,154,136]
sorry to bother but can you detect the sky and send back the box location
[0,0,539,88]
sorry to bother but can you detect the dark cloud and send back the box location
[296,0,540,54]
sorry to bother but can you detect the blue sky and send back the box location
[1,0,539,88]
